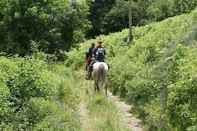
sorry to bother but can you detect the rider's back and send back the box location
[94,46,106,62]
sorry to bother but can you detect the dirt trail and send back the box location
[79,79,92,131]
[108,92,143,131]
[79,102,92,131]
[79,91,144,131]
[78,73,143,131]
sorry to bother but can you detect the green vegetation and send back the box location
[87,0,197,36]
[0,0,196,57]
[0,56,81,130]
[67,10,197,131]
[0,54,128,131]
[87,94,129,131]
[0,0,196,131]
[78,78,129,131]
[0,0,90,56]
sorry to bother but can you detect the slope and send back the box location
[67,9,197,131]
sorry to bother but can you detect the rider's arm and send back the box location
[104,48,106,59]
[93,48,97,57]
[85,49,90,59]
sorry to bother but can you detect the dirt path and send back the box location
[78,73,143,131]
[79,91,144,131]
[108,92,143,131]
[79,78,92,131]
[79,102,92,131]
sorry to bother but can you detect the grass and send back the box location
[77,73,130,131]
[87,94,130,131]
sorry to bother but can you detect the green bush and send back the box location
[0,57,81,130]
[0,80,10,121]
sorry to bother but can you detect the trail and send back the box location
[79,89,144,131]
[79,79,92,131]
[108,92,143,131]
[79,102,92,131]
[78,71,143,131]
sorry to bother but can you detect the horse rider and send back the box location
[92,41,108,94]
[85,43,95,79]
[85,41,107,79]
[93,40,106,62]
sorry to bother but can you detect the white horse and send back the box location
[92,62,108,96]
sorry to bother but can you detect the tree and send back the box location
[87,0,154,36]
[87,0,116,37]
[128,0,133,44]
[0,0,91,56]
[172,0,197,14]
[103,0,129,33]
[87,0,197,37]
[146,0,174,21]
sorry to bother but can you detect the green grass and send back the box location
[84,86,129,131]
[74,71,129,131]
[88,95,128,131]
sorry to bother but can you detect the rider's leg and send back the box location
[89,60,94,79]
[89,65,92,79]
[85,63,90,80]
[85,64,88,71]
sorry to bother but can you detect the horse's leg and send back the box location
[103,77,107,96]
[105,83,107,96]
[94,80,99,93]
[94,80,97,92]
[96,80,100,92]
[101,72,107,96]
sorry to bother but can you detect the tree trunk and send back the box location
[128,0,133,44]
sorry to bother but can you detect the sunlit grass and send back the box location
[86,93,129,131]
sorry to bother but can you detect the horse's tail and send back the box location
[98,64,106,81]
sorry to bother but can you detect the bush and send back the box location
[0,57,81,130]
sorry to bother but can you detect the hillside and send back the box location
[0,0,197,130]
[67,9,197,131]
[0,7,196,131]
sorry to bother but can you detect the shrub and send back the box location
[0,57,81,130]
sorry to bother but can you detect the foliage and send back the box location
[86,0,116,36]
[0,0,90,57]
[87,0,197,36]
[102,0,129,33]
[86,94,129,131]
[67,10,197,131]
[0,57,81,130]
[0,0,196,56]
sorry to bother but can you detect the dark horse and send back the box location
[92,62,108,96]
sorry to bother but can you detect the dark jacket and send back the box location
[86,47,95,60]
[93,46,106,62]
